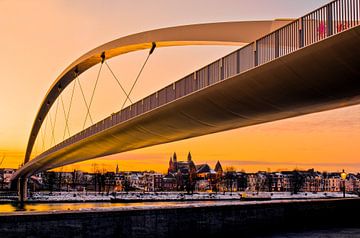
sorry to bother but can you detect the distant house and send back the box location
[345,173,360,193]
[0,168,16,190]
[323,172,341,192]
[163,174,177,191]
[143,173,164,192]
[196,164,215,179]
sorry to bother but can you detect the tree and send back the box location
[72,169,79,190]
[92,163,99,193]
[225,166,236,173]
[0,172,4,190]
[292,170,305,194]
[265,174,273,192]
[184,174,194,194]
[224,171,236,193]
[123,177,131,192]
[235,173,247,191]
[43,172,56,194]
[58,167,63,192]
[105,172,115,195]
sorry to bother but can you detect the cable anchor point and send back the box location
[74,67,79,78]
[150,42,156,55]
[101,52,106,64]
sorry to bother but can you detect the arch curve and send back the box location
[24,19,293,165]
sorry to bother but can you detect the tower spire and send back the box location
[116,163,119,174]
[187,151,192,162]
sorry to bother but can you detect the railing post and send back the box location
[254,41,258,66]
[236,50,240,74]
[327,3,333,36]
[207,66,210,86]
[275,31,279,58]
[220,58,224,80]
[299,18,304,48]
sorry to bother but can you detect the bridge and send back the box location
[12,0,360,201]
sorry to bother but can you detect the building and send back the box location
[168,152,196,175]
[0,168,16,190]
[142,173,164,192]
[167,152,224,192]
[163,174,177,191]
[323,173,342,192]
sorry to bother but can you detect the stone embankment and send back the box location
[0,198,359,237]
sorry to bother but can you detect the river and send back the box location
[0,200,234,213]
[1,200,359,237]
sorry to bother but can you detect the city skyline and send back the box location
[1,0,360,174]
[1,1,360,236]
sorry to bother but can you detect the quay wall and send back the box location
[1,198,360,237]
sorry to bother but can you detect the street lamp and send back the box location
[340,169,347,198]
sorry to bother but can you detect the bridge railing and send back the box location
[257,0,359,64]
[38,0,360,161]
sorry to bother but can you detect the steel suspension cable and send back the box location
[76,77,94,126]
[82,61,103,129]
[52,99,60,146]
[48,99,59,147]
[48,113,54,146]
[62,81,76,140]
[33,137,39,159]
[104,61,133,104]
[41,116,49,152]
[60,95,71,139]
[120,42,156,110]
[39,119,46,152]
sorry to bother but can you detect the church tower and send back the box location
[214,160,223,175]
[172,152,178,172]
[115,164,119,174]
[187,151,192,162]
[168,156,174,173]
[173,152,177,162]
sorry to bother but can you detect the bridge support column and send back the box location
[17,177,27,203]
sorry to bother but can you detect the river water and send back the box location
[0,200,229,213]
[1,201,359,237]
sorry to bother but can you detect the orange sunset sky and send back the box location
[0,0,359,174]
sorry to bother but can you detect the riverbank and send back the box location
[0,198,359,237]
[5,191,357,203]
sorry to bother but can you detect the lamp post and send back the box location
[340,169,347,198]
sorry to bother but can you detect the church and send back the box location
[167,152,223,178]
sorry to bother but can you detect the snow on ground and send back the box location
[28,192,110,202]
[25,191,359,202]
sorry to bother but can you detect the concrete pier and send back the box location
[0,198,359,237]
[17,177,27,203]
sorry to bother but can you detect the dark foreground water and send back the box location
[0,200,360,237]
[269,228,360,237]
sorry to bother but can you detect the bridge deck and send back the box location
[13,0,360,179]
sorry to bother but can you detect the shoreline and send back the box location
[0,191,358,204]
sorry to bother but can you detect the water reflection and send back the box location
[0,203,26,212]
[0,201,224,213]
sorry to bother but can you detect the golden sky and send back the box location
[1,0,359,174]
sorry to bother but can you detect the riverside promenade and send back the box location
[1,198,359,237]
